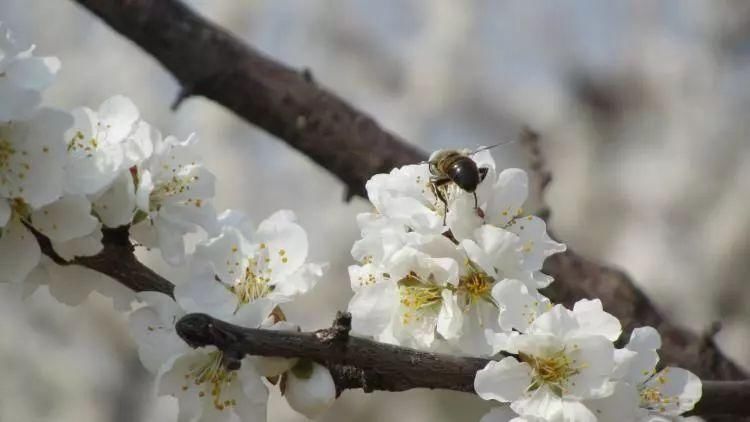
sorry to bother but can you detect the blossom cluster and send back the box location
[0,24,334,422]
[347,151,702,421]
[1,22,706,422]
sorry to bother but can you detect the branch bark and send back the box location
[175,311,750,417]
[66,0,747,384]
[73,0,424,200]
[32,226,175,297]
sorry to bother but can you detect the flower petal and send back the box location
[474,357,532,403]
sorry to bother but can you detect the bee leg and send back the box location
[478,167,489,182]
[430,178,451,224]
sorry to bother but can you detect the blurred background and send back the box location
[1,1,749,421]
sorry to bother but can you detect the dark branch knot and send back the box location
[315,311,352,344]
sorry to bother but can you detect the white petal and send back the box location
[0,218,40,283]
[6,108,70,207]
[175,271,237,320]
[229,298,276,328]
[506,216,565,272]
[122,120,155,166]
[446,192,483,240]
[487,168,529,227]
[480,407,539,422]
[269,262,324,302]
[135,169,154,212]
[643,367,702,416]
[234,364,269,421]
[193,226,251,285]
[5,55,59,90]
[529,305,579,338]
[129,300,189,373]
[493,279,548,333]
[284,362,336,419]
[44,261,99,306]
[52,224,103,260]
[348,281,398,337]
[474,357,532,403]
[93,170,136,227]
[255,210,308,278]
[510,385,563,420]
[564,335,616,399]
[627,326,662,352]
[572,299,622,341]
[436,289,463,340]
[585,381,640,422]
[0,82,39,121]
[216,209,254,238]
[31,194,98,242]
[97,95,139,142]
[559,400,597,422]
[63,107,124,195]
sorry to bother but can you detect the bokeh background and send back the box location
[1,1,749,421]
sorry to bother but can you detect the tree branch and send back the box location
[65,0,746,384]
[73,0,424,200]
[175,311,750,417]
[32,226,175,297]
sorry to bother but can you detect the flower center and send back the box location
[229,246,274,309]
[149,174,200,210]
[398,271,443,324]
[0,132,33,194]
[640,370,677,413]
[181,350,238,411]
[67,129,99,155]
[457,261,496,310]
[520,347,584,396]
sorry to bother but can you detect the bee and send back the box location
[428,143,508,223]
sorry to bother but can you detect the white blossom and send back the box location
[175,210,323,326]
[158,346,269,422]
[63,95,152,196]
[0,108,70,208]
[130,288,301,421]
[475,302,621,421]
[131,133,216,265]
[348,242,460,350]
[0,23,60,122]
[586,327,702,421]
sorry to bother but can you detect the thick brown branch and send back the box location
[177,312,486,393]
[33,226,175,297]
[73,0,425,200]
[176,312,750,417]
[66,0,744,394]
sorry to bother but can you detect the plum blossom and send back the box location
[475,302,621,421]
[586,327,702,421]
[130,291,285,422]
[176,210,323,326]
[349,150,567,355]
[0,23,60,122]
[0,108,70,209]
[348,241,460,350]
[131,132,217,265]
[63,95,153,196]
